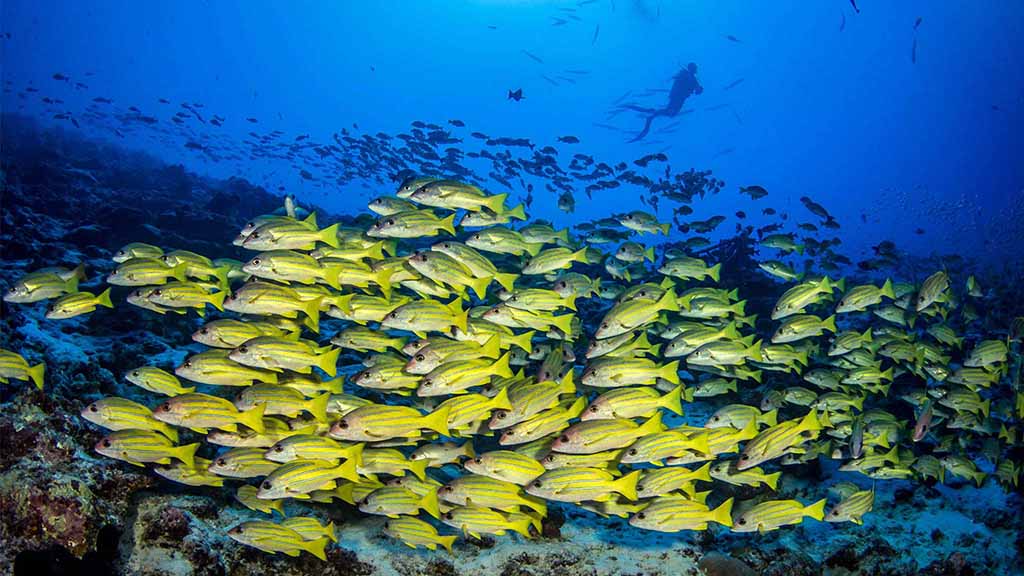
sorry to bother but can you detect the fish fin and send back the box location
[421,405,451,436]
[524,241,544,257]
[486,193,509,214]
[238,404,266,434]
[511,330,535,354]
[552,313,575,336]
[71,262,88,282]
[804,498,827,521]
[446,299,468,333]
[212,265,231,290]
[693,461,713,482]
[644,246,655,262]
[567,396,587,418]
[324,521,338,543]
[881,278,895,300]
[308,392,332,423]
[335,456,360,483]
[491,386,513,411]
[439,534,456,554]
[762,408,779,427]
[494,272,519,292]
[614,469,641,500]
[799,409,821,432]
[558,369,576,394]
[467,275,491,300]
[822,315,837,333]
[708,263,722,283]
[303,297,323,333]
[317,347,341,378]
[302,211,318,228]
[95,287,114,309]
[659,360,681,385]
[981,399,991,418]
[723,322,740,340]
[746,340,763,362]
[480,335,502,359]
[321,266,342,290]
[159,425,179,443]
[420,488,441,519]
[64,273,81,294]
[506,204,527,221]
[323,376,345,394]
[521,494,547,518]
[492,352,513,379]
[318,223,341,249]
[711,497,734,527]
[636,412,665,436]
[303,536,329,561]
[656,288,679,312]
[27,363,45,390]
[175,442,200,469]
[409,458,429,482]
[169,262,188,283]
[659,223,670,235]
[662,384,684,416]
[765,471,782,490]
[440,214,457,236]
[562,292,577,311]
[571,247,589,265]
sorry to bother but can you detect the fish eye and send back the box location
[152,289,162,296]
[131,370,139,377]
[102,439,112,448]
[601,322,608,329]
[637,512,646,519]
[387,312,397,319]
[118,250,125,255]
[496,412,506,419]
[504,430,514,436]
[216,458,226,466]
[628,448,638,456]
[473,457,483,465]
[444,512,453,519]
[47,304,55,312]
[415,354,425,361]
[387,219,395,225]
[184,361,192,368]
[440,485,452,492]
[89,404,98,413]
[472,234,481,240]
[738,518,747,525]
[532,480,542,488]
[161,402,171,411]
[559,435,569,443]
[338,420,349,429]
[422,380,432,387]
[589,405,598,412]
[543,455,554,463]
[239,346,248,353]
[252,259,260,266]
[261,481,272,490]
[246,222,254,228]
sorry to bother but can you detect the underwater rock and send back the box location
[697,551,756,576]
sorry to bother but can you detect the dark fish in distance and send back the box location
[914,17,923,30]
[849,0,860,13]
[592,25,600,44]
[840,10,846,32]
[911,37,917,64]
[448,119,465,127]
[723,78,745,91]
[725,35,741,43]
[521,50,544,64]
[246,117,258,123]
[558,136,580,144]
[53,73,69,81]
[739,185,768,199]
[508,89,524,102]
[541,75,560,86]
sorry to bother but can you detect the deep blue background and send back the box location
[2,1,1022,265]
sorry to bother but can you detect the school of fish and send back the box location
[3,176,1023,560]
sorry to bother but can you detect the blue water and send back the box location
[3,1,1022,265]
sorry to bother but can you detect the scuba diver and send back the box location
[621,63,703,142]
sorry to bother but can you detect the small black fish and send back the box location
[735,211,746,219]
[723,78,745,91]
[246,117,258,123]
[448,119,465,127]
[508,88,524,102]
[849,0,860,14]
[521,50,544,64]
[52,73,69,81]
[914,16,923,30]
[915,228,925,235]
[725,35,741,43]
[911,37,917,64]
[592,24,600,45]
[558,135,580,144]
[158,98,170,104]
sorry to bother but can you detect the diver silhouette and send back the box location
[623,63,703,142]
